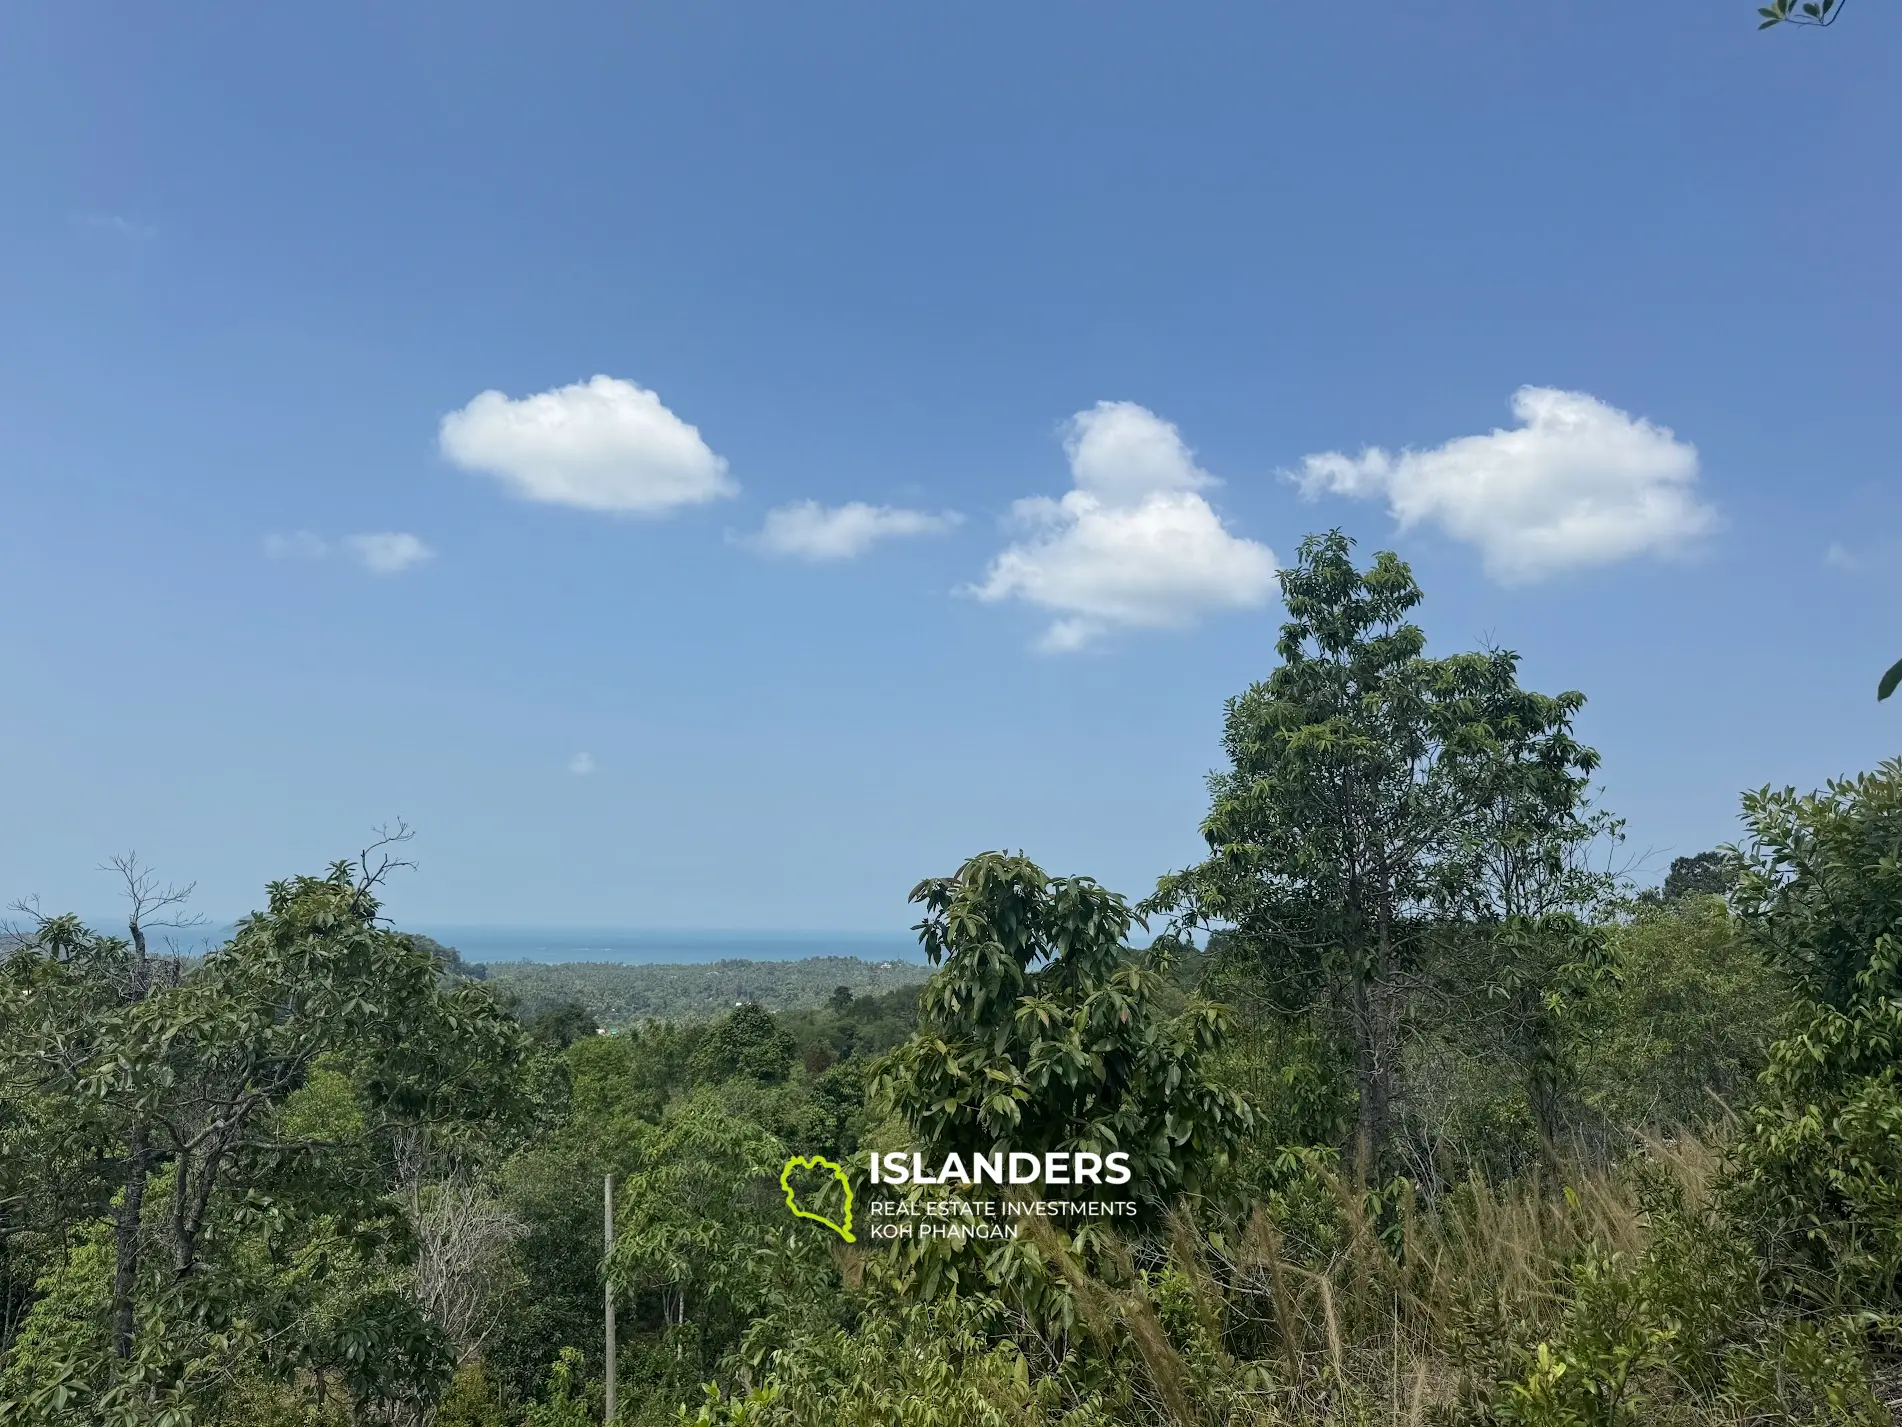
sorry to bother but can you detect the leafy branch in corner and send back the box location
[1757,0,1846,28]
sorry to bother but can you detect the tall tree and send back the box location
[878,852,1252,1216]
[1149,532,1604,1182]
[874,852,1253,1320]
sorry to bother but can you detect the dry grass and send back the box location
[1019,1137,1726,1426]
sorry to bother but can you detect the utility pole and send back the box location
[604,1173,617,1425]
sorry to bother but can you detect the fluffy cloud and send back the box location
[1293,386,1714,583]
[569,752,596,776]
[263,530,434,574]
[344,532,435,574]
[439,375,736,515]
[972,401,1278,651]
[744,501,962,561]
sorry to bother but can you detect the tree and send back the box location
[0,916,130,1365]
[97,856,199,1364]
[1661,850,1733,903]
[1731,761,1902,1310]
[607,1096,808,1340]
[688,1002,798,1084]
[877,851,1252,1215]
[526,1000,598,1050]
[1570,895,1787,1133]
[0,856,201,1367]
[0,845,530,1424]
[1149,532,1604,1182]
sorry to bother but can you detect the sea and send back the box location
[412,926,927,966]
[74,923,928,966]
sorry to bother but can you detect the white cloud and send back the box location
[264,530,433,573]
[971,401,1278,651]
[439,375,735,515]
[1293,386,1714,584]
[569,752,596,776]
[264,531,328,560]
[744,501,962,561]
[344,532,435,574]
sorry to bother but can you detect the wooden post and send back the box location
[604,1173,616,1425]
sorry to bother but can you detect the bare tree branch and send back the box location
[356,819,418,898]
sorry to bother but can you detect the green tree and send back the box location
[1661,850,1734,904]
[1150,532,1604,1181]
[688,1003,798,1084]
[608,1095,796,1336]
[1572,896,1788,1133]
[0,849,529,1424]
[1732,759,1902,1309]
[0,916,133,1362]
[528,999,600,1050]
[879,851,1252,1212]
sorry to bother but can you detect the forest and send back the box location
[471,956,927,1031]
[3,532,1899,1426]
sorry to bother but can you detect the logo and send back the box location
[779,1155,856,1243]
[868,1149,1131,1186]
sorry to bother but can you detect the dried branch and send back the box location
[356,820,418,898]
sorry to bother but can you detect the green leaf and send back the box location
[1879,658,1902,702]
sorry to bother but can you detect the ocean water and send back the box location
[415,926,927,966]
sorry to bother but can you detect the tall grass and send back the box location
[1020,1137,1722,1426]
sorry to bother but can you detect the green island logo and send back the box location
[779,1154,856,1242]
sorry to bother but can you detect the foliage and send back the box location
[1150,531,1607,1181]
[482,956,926,1029]
[6,534,1898,1425]
[608,1096,796,1334]
[0,854,529,1425]
[680,1297,1103,1427]
[1571,896,1788,1134]
[881,852,1251,1209]
[1660,850,1734,904]
[687,1003,797,1084]
[1731,760,1902,1310]
[1757,0,1847,29]
[525,1346,598,1427]
[1487,762,1902,1425]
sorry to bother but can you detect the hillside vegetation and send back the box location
[473,956,927,1030]
[4,534,1899,1426]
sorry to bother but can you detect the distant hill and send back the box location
[476,954,930,1027]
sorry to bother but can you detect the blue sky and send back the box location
[2,1,1896,931]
